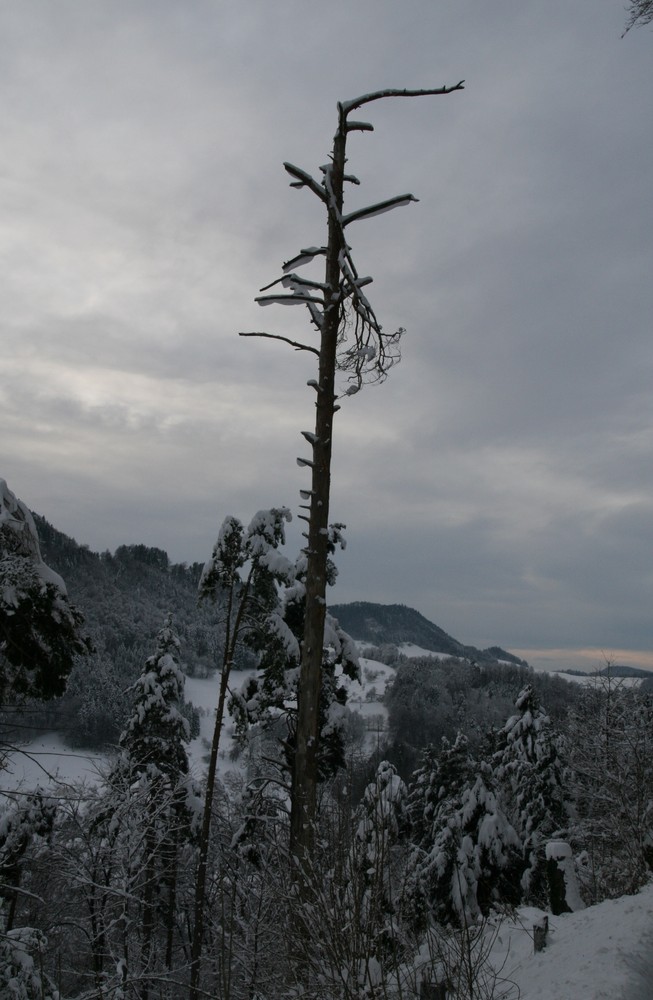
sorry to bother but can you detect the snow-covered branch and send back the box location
[339,81,465,116]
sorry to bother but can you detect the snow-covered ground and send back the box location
[1,670,255,794]
[396,642,462,661]
[1,731,105,791]
[487,883,653,1000]
[556,671,644,688]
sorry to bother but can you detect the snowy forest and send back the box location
[2,475,653,1000]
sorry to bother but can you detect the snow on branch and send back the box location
[282,247,327,272]
[283,162,327,202]
[339,82,465,116]
[256,292,325,307]
[259,273,327,293]
[345,120,374,133]
[342,193,418,228]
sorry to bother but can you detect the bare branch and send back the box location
[283,162,327,202]
[339,81,465,116]
[238,331,320,355]
[623,0,653,34]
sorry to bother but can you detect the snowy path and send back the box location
[504,884,653,1000]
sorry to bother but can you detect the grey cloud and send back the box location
[1,0,651,665]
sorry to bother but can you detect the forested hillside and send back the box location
[10,516,234,747]
[2,498,653,999]
[330,600,528,666]
[25,518,540,752]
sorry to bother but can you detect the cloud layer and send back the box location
[2,1,651,666]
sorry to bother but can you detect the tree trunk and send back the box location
[188,659,231,999]
[140,825,157,1000]
[290,115,347,866]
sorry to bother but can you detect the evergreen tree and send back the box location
[404,733,474,931]
[0,905,58,1000]
[0,792,56,934]
[230,523,359,784]
[493,684,567,904]
[0,792,59,999]
[353,761,409,967]
[118,614,192,786]
[90,617,199,996]
[405,735,521,928]
[0,479,87,706]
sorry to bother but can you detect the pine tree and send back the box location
[353,761,409,967]
[405,735,521,928]
[240,84,464,867]
[494,684,567,903]
[0,792,56,934]
[118,614,192,786]
[404,733,474,931]
[92,617,198,996]
[0,478,88,706]
[230,523,360,784]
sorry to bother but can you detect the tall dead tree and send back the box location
[240,84,464,867]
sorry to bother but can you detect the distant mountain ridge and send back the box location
[32,514,526,676]
[328,601,528,667]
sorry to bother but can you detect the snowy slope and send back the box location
[486,885,653,1000]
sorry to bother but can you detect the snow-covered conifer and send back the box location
[119,614,191,784]
[404,733,474,931]
[0,478,88,704]
[494,684,567,903]
[230,524,359,783]
[190,506,295,999]
[348,761,409,969]
[0,792,56,934]
[0,907,58,1000]
[357,760,408,866]
[91,617,198,987]
[405,735,521,927]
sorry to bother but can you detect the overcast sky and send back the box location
[1,1,651,671]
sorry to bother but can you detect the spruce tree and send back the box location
[406,734,521,927]
[1,478,87,706]
[230,523,360,784]
[404,733,474,931]
[494,684,567,904]
[97,617,198,994]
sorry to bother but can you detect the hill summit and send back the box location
[328,601,527,666]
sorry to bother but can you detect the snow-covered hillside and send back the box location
[3,656,653,1000]
[496,884,653,1000]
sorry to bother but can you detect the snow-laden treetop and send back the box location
[0,478,67,593]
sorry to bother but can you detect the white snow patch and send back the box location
[1,733,104,791]
[492,882,653,1000]
[398,643,461,661]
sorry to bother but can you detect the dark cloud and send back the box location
[1,0,651,664]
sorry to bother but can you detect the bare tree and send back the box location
[241,84,464,870]
[623,0,653,34]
